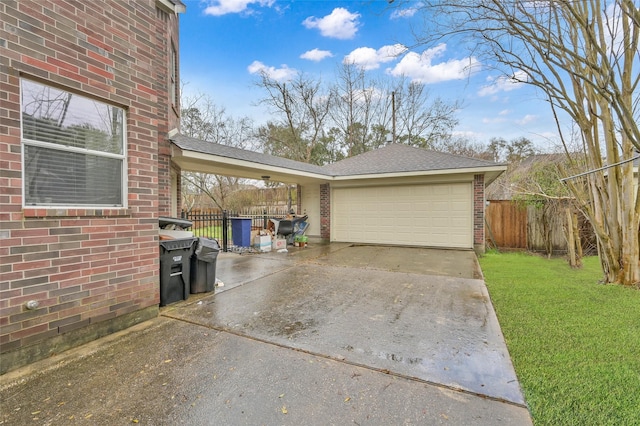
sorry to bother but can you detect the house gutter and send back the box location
[330,166,507,182]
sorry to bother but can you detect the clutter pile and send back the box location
[250,213,309,253]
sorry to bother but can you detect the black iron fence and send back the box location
[181,209,289,252]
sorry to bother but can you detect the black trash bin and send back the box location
[191,238,220,293]
[159,237,196,306]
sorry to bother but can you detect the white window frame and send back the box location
[20,79,128,209]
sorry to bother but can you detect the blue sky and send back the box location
[179,0,561,150]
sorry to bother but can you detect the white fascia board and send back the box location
[175,149,330,182]
[331,165,507,181]
[157,0,186,14]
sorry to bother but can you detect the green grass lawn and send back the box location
[479,252,640,425]
[192,225,225,239]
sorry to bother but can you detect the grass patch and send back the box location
[192,226,224,239]
[479,252,640,425]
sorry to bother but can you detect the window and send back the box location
[21,79,126,207]
[170,44,178,107]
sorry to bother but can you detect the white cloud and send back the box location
[452,130,483,139]
[516,114,537,125]
[343,44,407,70]
[300,48,333,62]
[482,116,507,124]
[390,3,422,19]
[247,60,296,81]
[477,71,528,97]
[302,8,360,40]
[498,109,511,116]
[387,43,479,83]
[203,0,275,16]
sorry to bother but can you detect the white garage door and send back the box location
[332,183,473,248]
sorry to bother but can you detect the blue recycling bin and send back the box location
[230,217,252,247]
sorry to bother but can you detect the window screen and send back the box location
[21,79,126,207]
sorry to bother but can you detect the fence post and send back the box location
[222,210,228,252]
[263,209,267,229]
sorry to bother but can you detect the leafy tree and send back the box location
[395,0,640,284]
[487,137,537,163]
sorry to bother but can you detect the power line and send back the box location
[559,155,640,182]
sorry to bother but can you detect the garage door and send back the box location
[332,183,473,248]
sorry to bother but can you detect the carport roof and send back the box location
[170,134,506,184]
[171,134,328,175]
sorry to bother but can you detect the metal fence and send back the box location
[181,209,289,251]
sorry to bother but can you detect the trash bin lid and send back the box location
[195,238,220,260]
[159,216,193,229]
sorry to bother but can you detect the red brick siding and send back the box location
[0,0,179,356]
[320,184,330,239]
[474,174,485,247]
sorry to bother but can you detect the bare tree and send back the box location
[329,63,391,157]
[396,0,639,285]
[432,135,496,160]
[180,93,256,211]
[393,77,461,148]
[255,72,332,165]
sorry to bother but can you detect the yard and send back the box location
[480,252,640,425]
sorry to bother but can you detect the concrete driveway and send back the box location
[0,243,531,425]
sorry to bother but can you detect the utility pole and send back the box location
[392,91,396,144]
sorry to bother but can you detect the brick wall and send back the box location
[157,4,181,216]
[319,183,330,239]
[0,0,182,373]
[473,174,485,253]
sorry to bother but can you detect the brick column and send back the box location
[473,174,485,254]
[320,183,331,240]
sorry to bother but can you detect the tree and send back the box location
[180,93,256,211]
[393,78,460,149]
[395,0,639,285]
[432,135,496,160]
[486,137,537,163]
[329,63,390,157]
[255,72,332,165]
[255,64,462,163]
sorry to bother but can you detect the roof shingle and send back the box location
[323,144,505,176]
[171,136,505,178]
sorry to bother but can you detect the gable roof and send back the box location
[170,134,506,184]
[323,144,504,176]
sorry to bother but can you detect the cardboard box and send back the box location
[272,238,286,250]
[254,235,272,252]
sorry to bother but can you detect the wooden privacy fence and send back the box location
[485,200,527,249]
[485,200,596,255]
